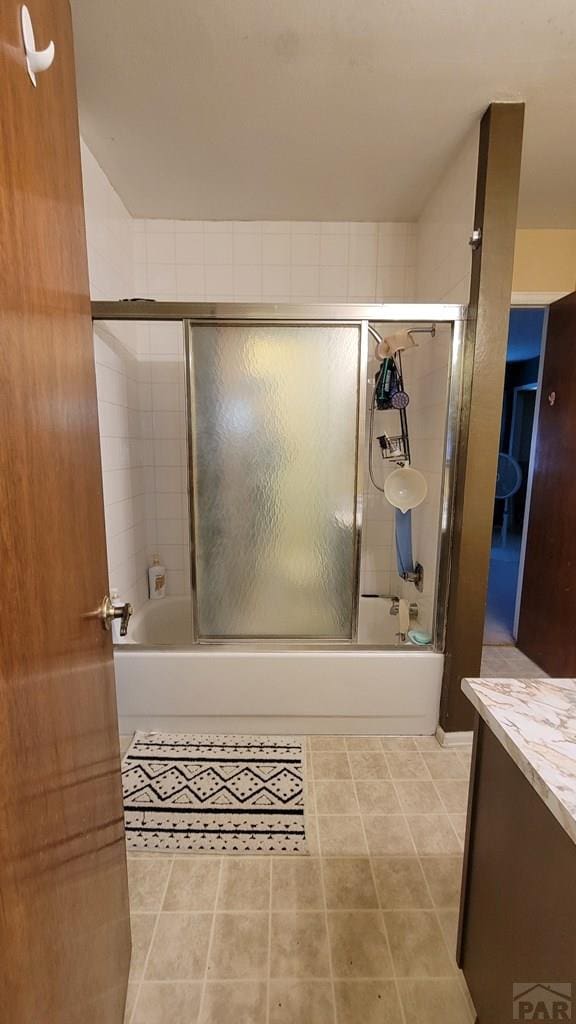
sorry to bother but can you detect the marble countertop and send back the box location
[462,676,576,844]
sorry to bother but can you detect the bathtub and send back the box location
[123,596,194,646]
[114,596,443,736]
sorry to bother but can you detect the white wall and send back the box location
[81,140,133,299]
[93,319,191,611]
[398,330,451,633]
[82,140,150,608]
[82,144,191,606]
[415,127,478,303]
[360,353,396,602]
[94,322,150,612]
[132,218,416,303]
[138,322,190,599]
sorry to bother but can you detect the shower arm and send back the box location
[367,322,437,354]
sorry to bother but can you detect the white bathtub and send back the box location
[114,596,443,736]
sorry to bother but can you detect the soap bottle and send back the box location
[148,555,166,600]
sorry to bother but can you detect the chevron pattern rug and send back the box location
[122,731,307,853]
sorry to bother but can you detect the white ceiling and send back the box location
[71,0,576,226]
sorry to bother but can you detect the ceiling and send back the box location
[71,0,576,226]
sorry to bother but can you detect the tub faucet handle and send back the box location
[389,597,419,620]
[98,595,133,637]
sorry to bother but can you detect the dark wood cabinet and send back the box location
[458,717,576,1023]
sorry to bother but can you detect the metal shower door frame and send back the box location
[91,301,467,650]
[183,317,368,644]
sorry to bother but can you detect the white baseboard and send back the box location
[435,725,473,747]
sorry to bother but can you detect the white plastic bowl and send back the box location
[384,466,428,513]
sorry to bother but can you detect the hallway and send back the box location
[483,534,522,645]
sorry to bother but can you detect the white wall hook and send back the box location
[21,5,55,86]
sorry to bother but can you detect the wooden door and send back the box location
[0,2,131,1022]
[517,291,576,675]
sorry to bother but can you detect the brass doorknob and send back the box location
[99,595,133,637]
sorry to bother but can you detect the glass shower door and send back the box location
[187,322,362,639]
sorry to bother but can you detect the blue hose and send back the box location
[395,509,414,578]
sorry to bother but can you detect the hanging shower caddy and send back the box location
[373,351,412,464]
[368,324,436,469]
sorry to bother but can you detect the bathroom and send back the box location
[81,110,524,1020]
[3,3,576,1023]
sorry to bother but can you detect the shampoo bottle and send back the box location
[148,555,166,600]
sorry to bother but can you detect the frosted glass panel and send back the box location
[189,324,360,638]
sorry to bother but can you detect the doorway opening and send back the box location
[483,307,546,646]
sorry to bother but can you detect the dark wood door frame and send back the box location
[440,102,525,733]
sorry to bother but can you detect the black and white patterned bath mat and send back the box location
[122,731,307,854]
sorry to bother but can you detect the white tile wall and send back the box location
[360,359,397,603]
[94,320,191,606]
[137,322,191,598]
[83,143,149,607]
[132,218,417,303]
[82,145,191,603]
[94,323,149,612]
[358,321,453,638]
[397,329,451,633]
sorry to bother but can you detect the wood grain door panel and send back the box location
[517,291,576,675]
[0,1,131,1020]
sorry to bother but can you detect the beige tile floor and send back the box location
[123,734,475,1024]
[480,644,547,679]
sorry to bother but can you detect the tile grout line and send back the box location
[265,856,272,1024]
[391,758,474,1019]
[415,855,476,1022]
[380,756,452,1018]
[316,819,339,1024]
[303,737,315,856]
[364,753,468,1003]
[124,971,480,982]
[196,857,224,1023]
[346,746,409,1024]
[129,853,175,1022]
[310,737,338,1022]
[414,840,459,964]
[413,815,476,1021]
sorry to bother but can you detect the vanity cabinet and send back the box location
[458,679,576,1023]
